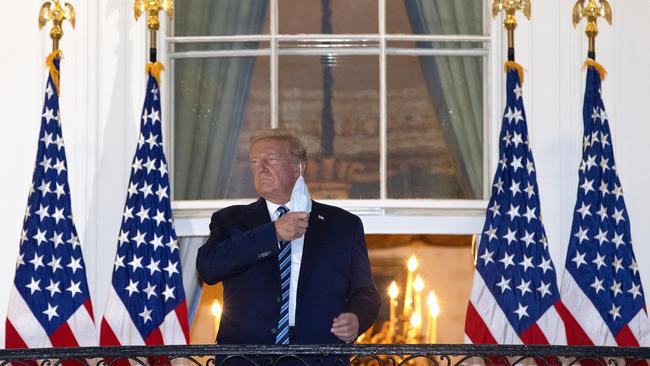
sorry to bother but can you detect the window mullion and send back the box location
[379,0,387,201]
[271,0,279,128]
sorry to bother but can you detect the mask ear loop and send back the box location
[299,161,304,177]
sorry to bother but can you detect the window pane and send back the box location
[173,57,270,200]
[174,0,270,36]
[387,55,484,199]
[279,0,378,34]
[173,42,270,53]
[279,56,380,199]
[387,0,484,35]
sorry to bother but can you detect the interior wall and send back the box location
[2,0,650,346]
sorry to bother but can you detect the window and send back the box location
[167,0,491,209]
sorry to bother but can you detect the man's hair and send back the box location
[250,128,307,163]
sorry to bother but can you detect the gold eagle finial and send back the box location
[572,0,612,57]
[492,0,532,57]
[39,0,75,51]
[134,0,174,32]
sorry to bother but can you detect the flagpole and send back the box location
[39,0,75,52]
[134,0,174,63]
[492,0,531,62]
[572,0,612,60]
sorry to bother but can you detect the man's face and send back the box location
[250,139,300,204]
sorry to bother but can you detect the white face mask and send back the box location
[288,162,312,213]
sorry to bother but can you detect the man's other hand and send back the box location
[331,312,359,343]
[275,212,309,241]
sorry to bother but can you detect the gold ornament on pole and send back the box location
[134,0,174,62]
[572,0,612,59]
[39,0,75,52]
[492,0,531,57]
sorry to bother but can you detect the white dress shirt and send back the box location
[266,200,304,326]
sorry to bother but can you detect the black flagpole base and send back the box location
[150,48,157,63]
[508,47,515,62]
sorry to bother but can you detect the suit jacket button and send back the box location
[276,297,281,302]
[271,328,277,334]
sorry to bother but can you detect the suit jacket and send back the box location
[196,198,381,345]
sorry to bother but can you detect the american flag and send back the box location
[99,64,190,347]
[465,65,570,345]
[5,52,96,348]
[559,63,650,346]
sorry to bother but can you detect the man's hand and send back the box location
[275,212,309,241]
[331,312,359,343]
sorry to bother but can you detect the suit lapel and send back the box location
[247,197,271,229]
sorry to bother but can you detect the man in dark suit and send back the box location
[196,128,380,348]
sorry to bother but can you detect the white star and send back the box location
[516,279,532,296]
[146,133,159,149]
[629,259,639,275]
[512,108,524,124]
[504,107,516,123]
[611,256,624,274]
[156,185,169,201]
[522,207,537,223]
[506,204,521,220]
[148,108,161,124]
[597,204,608,221]
[499,155,508,170]
[511,132,523,148]
[146,259,161,275]
[153,210,166,226]
[132,158,143,173]
[139,183,153,198]
[572,251,587,268]
[538,257,554,274]
[128,255,143,271]
[496,276,511,293]
[585,155,597,171]
[520,231,535,248]
[164,261,179,277]
[601,132,610,147]
[499,252,515,269]
[136,206,150,223]
[51,207,65,224]
[127,182,139,198]
[143,157,157,173]
[599,181,610,197]
[16,253,25,268]
[165,238,179,253]
[67,256,83,274]
[35,204,50,221]
[53,159,66,174]
[41,132,54,148]
[574,226,589,243]
[591,131,600,145]
[54,135,64,150]
[37,179,52,195]
[612,185,624,200]
[576,202,592,219]
[612,208,625,225]
[143,282,157,299]
[609,304,621,321]
[488,202,501,218]
[610,280,623,297]
[26,277,41,294]
[125,279,140,297]
[503,228,517,245]
[138,133,145,149]
[43,303,59,321]
[42,107,56,124]
[493,178,504,194]
[45,84,54,100]
[45,279,61,297]
[33,229,48,246]
[47,256,63,274]
[118,230,130,246]
[537,281,552,298]
[592,253,606,270]
[595,229,609,245]
[132,230,147,247]
[67,280,82,297]
[612,232,625,248]
[158,161,168,177]
[519,255,534,272]
[580,178,595,194]
[53,183,66,199]
[510,156,523,172]
[150,234,164,250]
[628,283,643,300]
[30,253,45,270]
[162,285,176,301]
[523,183,535,198]
[591,277,604,294]
[484,225,498,242]
[513,84,523,99]
[67,234,80,250]
[122,206,134,222]
[20,230,28,245]
[600,157,610,172]
[509,181,521,196]
[514,303,529,320]
[114,254,125,270]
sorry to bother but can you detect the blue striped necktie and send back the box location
[275,206,291,345]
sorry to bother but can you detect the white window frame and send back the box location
[162,0,504,236]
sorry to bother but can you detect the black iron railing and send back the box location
[0,344,649,366]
